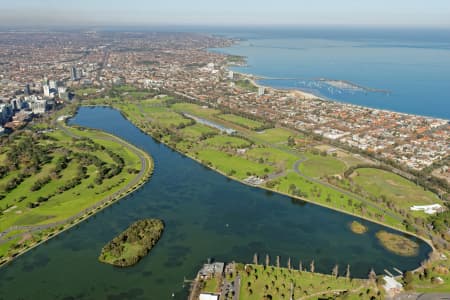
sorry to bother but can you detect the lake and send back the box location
[0,107,431,300]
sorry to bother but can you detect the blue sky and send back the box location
[1,0,450,27]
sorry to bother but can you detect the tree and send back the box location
[276,256,280,268]
[287,136,295,147]
[346,264,351,280]
[265,254,270,267]
[403,271,414,286]
[287,257,291,270]
[310,260,315,273]
[299,260,303,272]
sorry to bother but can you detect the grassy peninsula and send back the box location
[99,219,164,267]
[376,231,420,257]
[0,109,153,264]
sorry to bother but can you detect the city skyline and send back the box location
[1,0,450,28]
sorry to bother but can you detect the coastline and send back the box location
[237,70,450,122]
[217,44,450,122]
[0,118,154,268]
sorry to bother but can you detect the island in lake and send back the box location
[99,219,164,267]
[350,220,368,234]
[376,230,420,257]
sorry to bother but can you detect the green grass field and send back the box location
[196,149,273,179]
[171,102,221,119]
[236,264,372,300]
[411,250,450,293]
[246,147,298,170]
[299,153,347,178]
[217,114,264,130]
[352,168,441,209]
[180,123,218,140]
[0,123,149,258]
[201,135,251,149]
[249,128,299,144]
[83,98,439,234]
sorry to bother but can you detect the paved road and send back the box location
[394,293,450,300]
[0,121,150,243]
[233,275,241,300]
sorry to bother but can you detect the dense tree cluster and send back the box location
[99,219,164,267]
[7,135,51,171]
[30,176,51,192]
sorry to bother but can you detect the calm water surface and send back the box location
[212,28,450,119]
[0,107,431,300]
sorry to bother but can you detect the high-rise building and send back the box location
[257,86,265,97]
[70,66,78,81]
[49,80,57,89]
[0,103,13,124]
[11,98,22,111]
[30,100,47,114]
[24,84,31,95]
[58,86,67,96]
[227,71,234,80]
[43,85,50,97]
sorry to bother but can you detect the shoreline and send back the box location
[217,45,450,122]
[0,119,154,268]
[239,70,450,122]
[102,104,437,270]
[1,104,434,276]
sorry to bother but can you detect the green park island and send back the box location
[98,219,164,267]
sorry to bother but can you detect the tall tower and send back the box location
[70,66,78,81]
[24,84,31,95]
[43,85,50,97]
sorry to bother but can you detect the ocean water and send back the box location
[211,27,450,119]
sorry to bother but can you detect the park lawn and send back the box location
[201,135,251,149]
[249,128,298,144]
[299,153,347,178]
[237,264,368,300]
[180,123,218,140]
[0,238,20,258]
[112,85,141,93]
[125,91,154,99]
[352,168,441,209]
[171,102,221,119]
[217,114,264,130]
[246,147,299,169]
[202,276,220,294]
[411,250,450,293]
[141,98,168,106]
[0,158,80,231]
[76,87,100,96]
[272,171,401,228]
[148,111,190,128]
[0,122,148,258]
[196,149,273,179]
